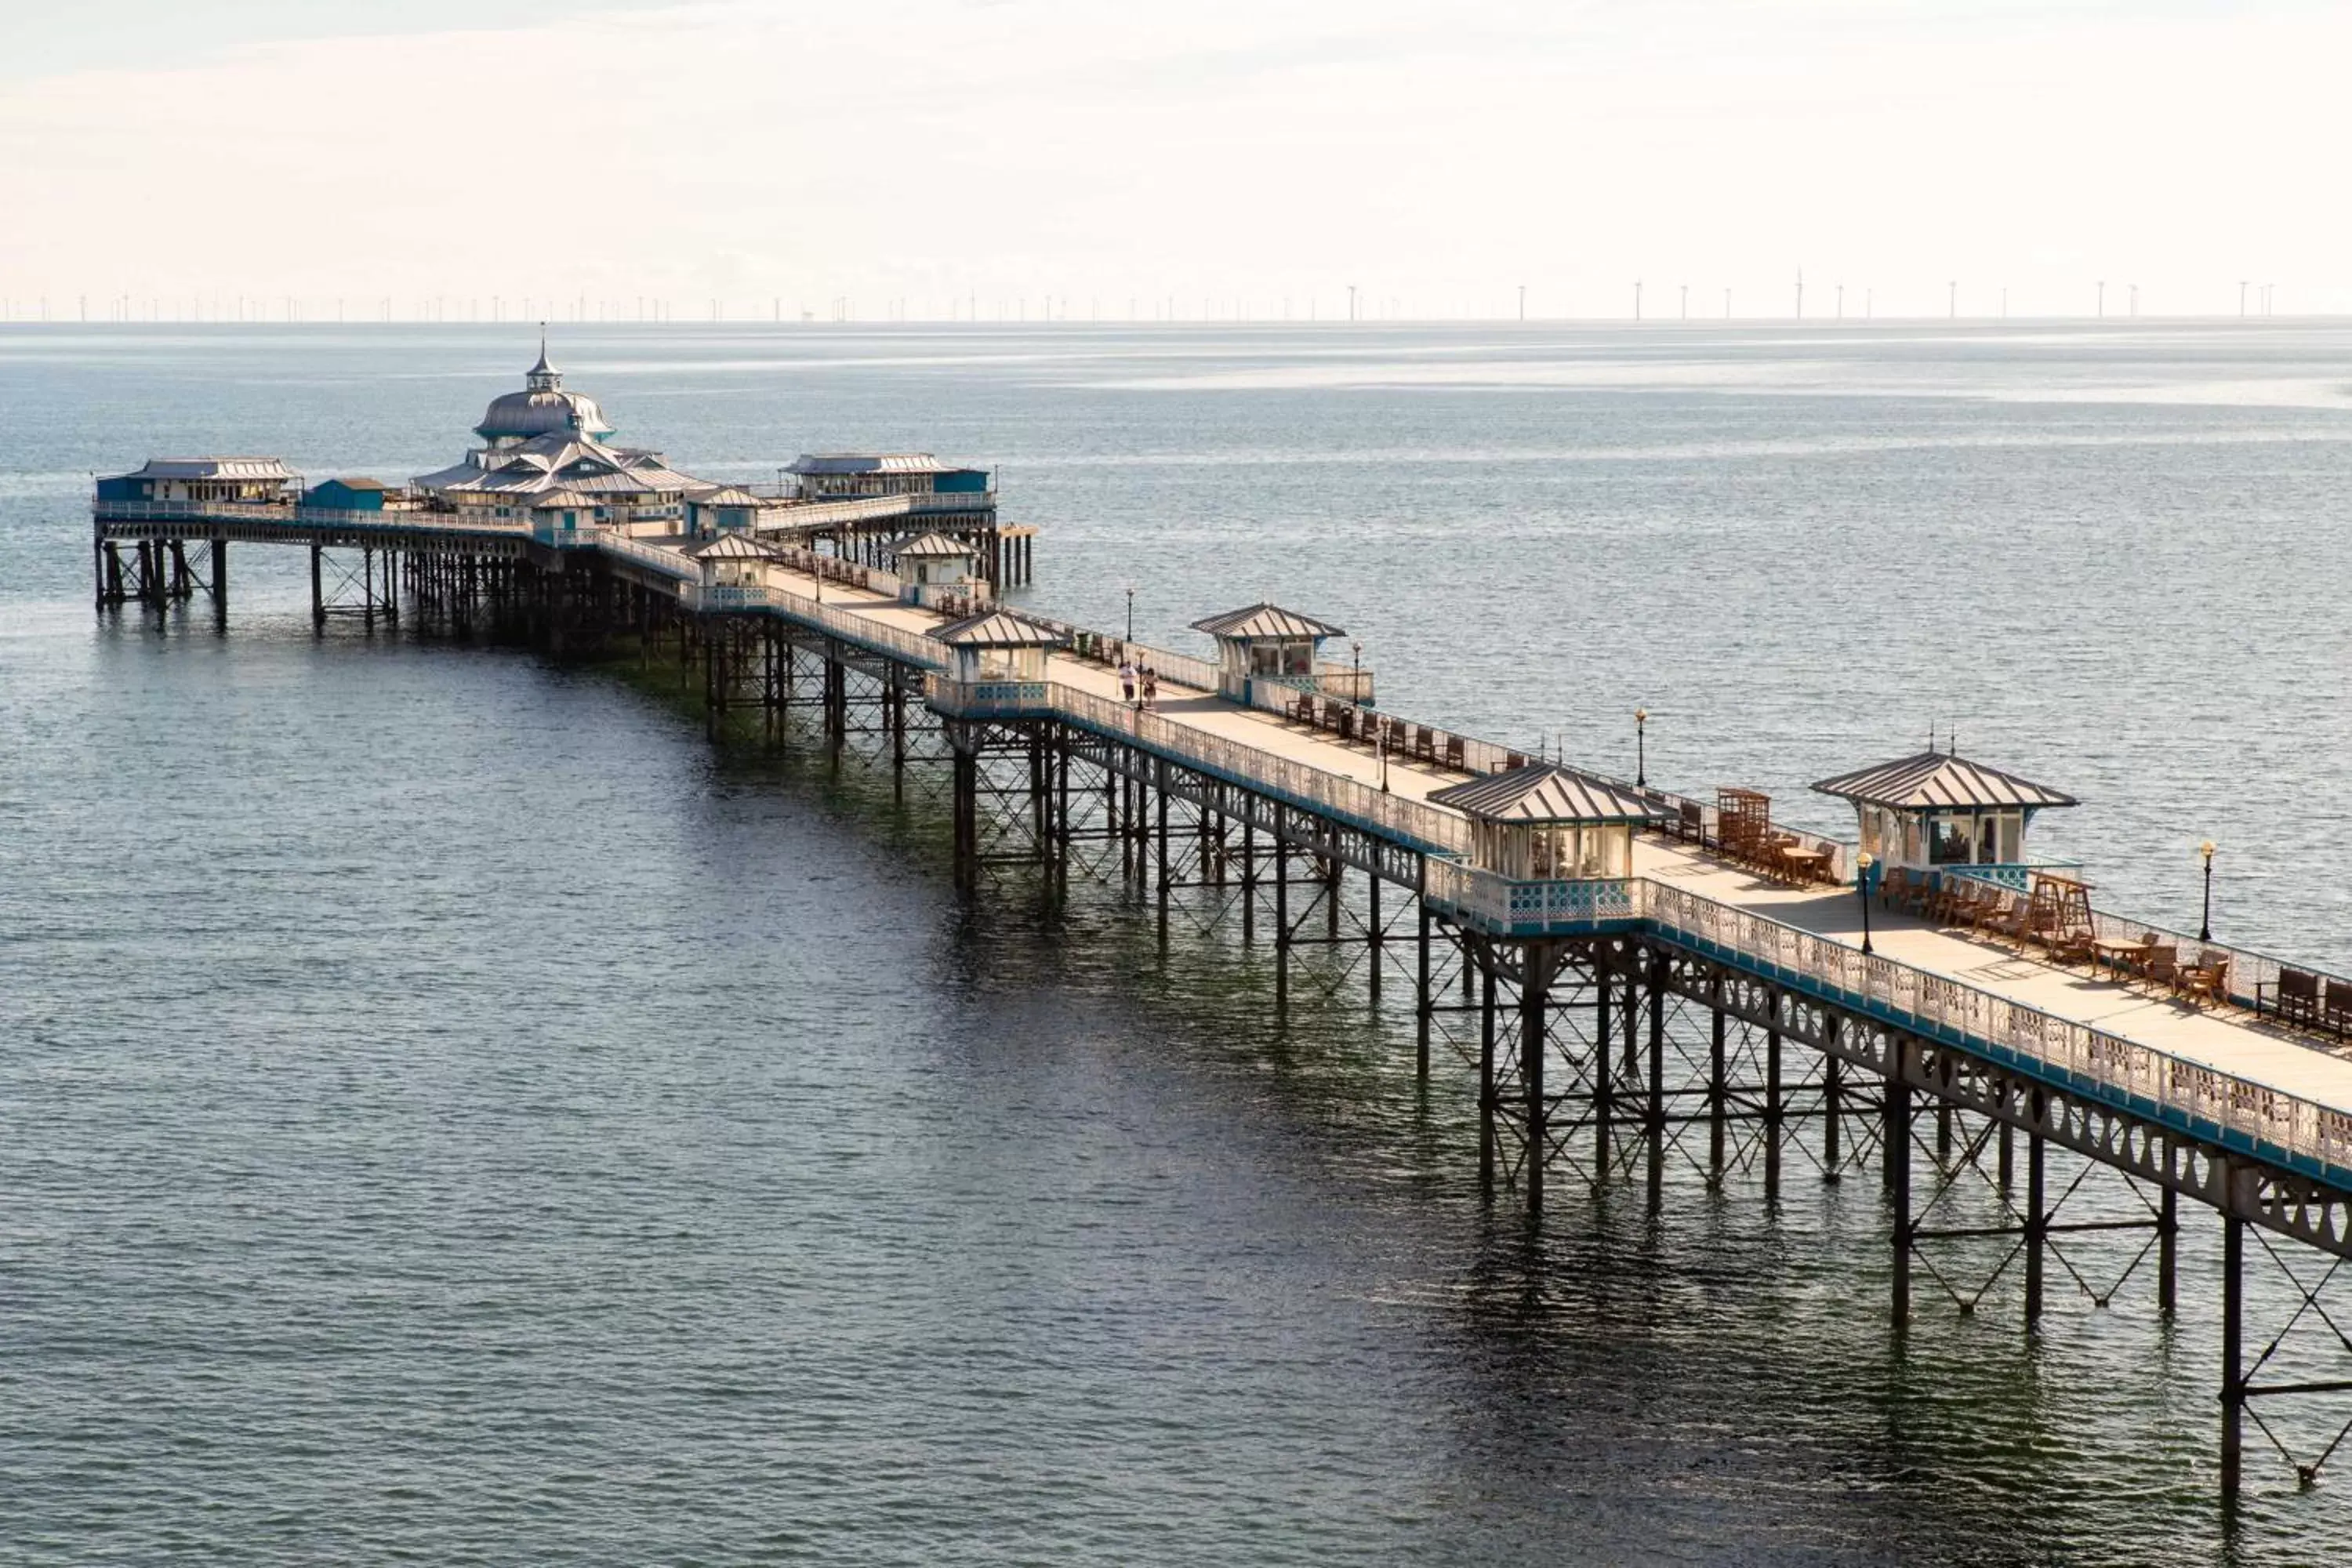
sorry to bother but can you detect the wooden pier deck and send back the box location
[755,544,2352,1141]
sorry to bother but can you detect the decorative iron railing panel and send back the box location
[1638,880,2352,1192]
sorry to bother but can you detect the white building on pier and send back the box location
[413,346,710,535]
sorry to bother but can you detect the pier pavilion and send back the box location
[83,385,2352,1509]
[412,350,706,535]
[1813,747,2080,886]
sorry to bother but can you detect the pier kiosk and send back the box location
[928,609,1067,707]
[685,485,770,538]
[1811,749,2078,891]
[1190,602,1348,706]
[1424,762,1667,935]
[684,532,782,593]
[1432,763,1665,881]
[887,532,989,610]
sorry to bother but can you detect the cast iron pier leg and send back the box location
[1479,963,1497,1192]
[2221,1207,2245,1505]
[1889,1039,1913,1329]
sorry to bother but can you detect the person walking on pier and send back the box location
[1120,659,1137,708]
[1141,664,1158,712]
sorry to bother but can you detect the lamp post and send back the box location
[1635,707,1648,787]
[2199,840,2217,942]
[1350,639,1362,698]
[1857,851,1876,956]
[1378,727,1390,793]
[1125,586,1134,643]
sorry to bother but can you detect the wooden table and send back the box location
[2092,938,2153,982]
[1779,847,1830,884]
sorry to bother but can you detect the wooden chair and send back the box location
[1900,872,1939,920]
[2140,946,2179,990]
[1880,866,1915,911]
[1416,728,1437,764]
[1445,737,1465,771]
[2177,956,2230,1007]
[1982,892,2032,944]
[1677,800,1705,842]
[2047,927,2097,968]
[2274,967,2322,1029]
[2325,979,2352,1037]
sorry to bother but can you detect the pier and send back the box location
[89,358,2352,1508]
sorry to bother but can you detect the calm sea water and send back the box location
[4,321,2350,1564]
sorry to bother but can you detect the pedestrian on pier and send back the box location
[1142,665,1158,711]
[1120,659,1137,706]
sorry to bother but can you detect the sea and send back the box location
[3,320,2350,1565]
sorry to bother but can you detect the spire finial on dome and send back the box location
[526,325,560,390]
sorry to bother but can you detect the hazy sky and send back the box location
[3,0,2343,319]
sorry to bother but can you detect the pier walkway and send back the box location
[728,542,2352,1189]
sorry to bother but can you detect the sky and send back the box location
[1,0,2344,321]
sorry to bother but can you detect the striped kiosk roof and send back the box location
[1810,750,2078,811]
[683,532,782,559]
[1190,603,1346,641]
[929,608,1069,648]
[889,532,979,559]
[1428,764,1671,825]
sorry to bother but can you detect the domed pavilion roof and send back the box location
[474,343,614,442]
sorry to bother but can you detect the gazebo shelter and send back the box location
[683,531,781,589]
[1811,749,2077,875]
[927,608,1068,686]
[888,532,986,608]
[1190,602,1345,702]
[685,485,769,537]
[1429,763,1669,880]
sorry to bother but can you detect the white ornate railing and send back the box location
[695,581,947,669]
[1635,880,2352,1188]
[748,489,996,533]
[763,542,902,597]
[1944,868,2352,1015]
[1007,613,1223,695]
[1422,862,1639,930]
[919,679,1470,854]
[924,677,1048,717]
[1939,861,2085,892]
[92,499,526,539]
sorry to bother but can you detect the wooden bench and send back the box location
[2265,967,2322,1029]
